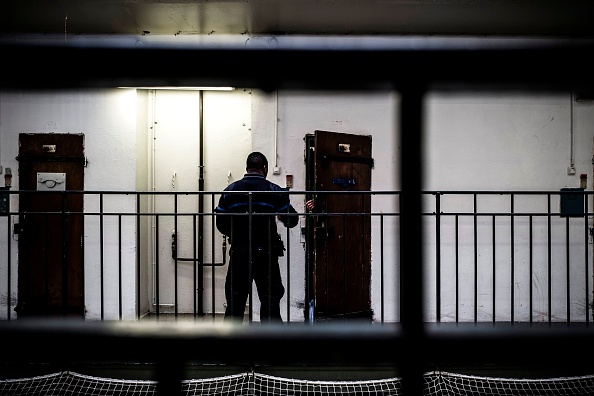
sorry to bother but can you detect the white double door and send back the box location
[149,89,251,315]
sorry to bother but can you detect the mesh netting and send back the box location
[1,370,594,396]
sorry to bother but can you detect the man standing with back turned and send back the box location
[215,152,298,323]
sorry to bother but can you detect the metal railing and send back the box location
[1,189,591,325]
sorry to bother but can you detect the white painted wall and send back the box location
[425,92,591,190]
[0,88,138,319]
[423,91,594,322]
[1,84,593,322]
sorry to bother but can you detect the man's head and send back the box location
[246,151,268,176]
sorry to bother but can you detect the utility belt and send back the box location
[228,233,285,257]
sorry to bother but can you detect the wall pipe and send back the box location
[150,90,158,308]
[198,90,205,316]
[274,91,279,171]
[570,91,575,171]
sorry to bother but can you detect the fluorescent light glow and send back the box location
[119,86,235,91]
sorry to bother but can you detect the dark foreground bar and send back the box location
[1,319,593,368]
[1,39,594,92]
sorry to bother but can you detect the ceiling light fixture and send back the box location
[119,86,235,91]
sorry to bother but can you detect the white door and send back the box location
[150,89,252,317]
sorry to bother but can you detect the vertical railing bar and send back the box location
[492,214,496,323]
[44,211,49,315]
[305,192,313,324]
[529,214,533,324]
[566,216,570,323]
[455,214,459,323]
[342,213,347,320]
[61,191,70,315]
[6,199,11,319]
[193,212,198,320]
[358,193,364,315]
[399,192,403,323]
[267,217,273,322]
[136,193,141,320]
[548,193,552,324]
[211,193,217,321]
[435,192,441,323]
[285,209,291,323]
[380,213,385,323]
[197,193,204,318]
[229,215,234,321]
[155,215,160,320]
[474,193,478,323]
[174,195,178,319]
[248,192,253,323]
[81,192,85,318]
[344,212,348,319]
[324,194,329,321]
[585,192,590,325]
[100,193,104,320]
[118,214,123,320]
[511,193,515,324]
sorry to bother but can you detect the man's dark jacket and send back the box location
[215,173,298,248]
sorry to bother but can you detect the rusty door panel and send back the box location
[312,130,372,320]
[16,133,85,317]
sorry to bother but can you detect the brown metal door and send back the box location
[311,130,373,321]
[16,133,85,318]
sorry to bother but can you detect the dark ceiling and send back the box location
[2,0,594,38]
